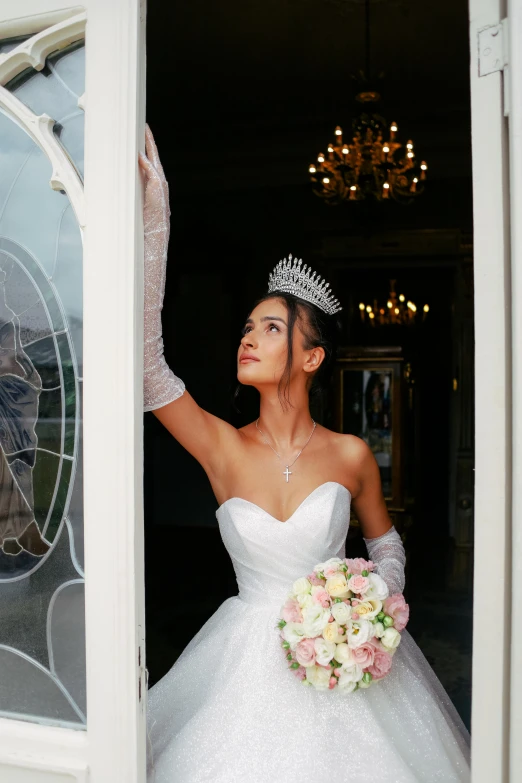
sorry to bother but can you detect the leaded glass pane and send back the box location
[0,38,85,728]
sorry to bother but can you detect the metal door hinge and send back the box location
[478,19,509,116]
[479,20,508,76]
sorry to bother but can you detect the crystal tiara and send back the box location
[267,254,342,315]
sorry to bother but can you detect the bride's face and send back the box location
[237,297,318,389]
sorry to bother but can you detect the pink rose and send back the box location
[383,594,410,632]
[350,642,375,668]
[308,572,326,586]
[367,644,393,680]
[281,598,303,624]
[294,666,307,681]
[347,574,370,595]
[345,557,374,575]
[312,588,332,608]
[295,637,316,667]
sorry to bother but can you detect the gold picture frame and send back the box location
[334,348,405,511]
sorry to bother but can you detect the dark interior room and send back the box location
[143,0,474,729]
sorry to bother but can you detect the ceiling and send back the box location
[146,0,472,190]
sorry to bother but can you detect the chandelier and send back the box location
[358,281,429,326]
[308,0,428,205]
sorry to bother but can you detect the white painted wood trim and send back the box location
[82,0,146,780]
[0,5,84,39]
[0,10,86,83]
[0,12,86,227]
[508,1,522,780]
[0,718,88,781]
[0,1,147,780]
[0,93,85,227]
[469,1,511,781]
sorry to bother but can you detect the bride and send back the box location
[139,125,471,783]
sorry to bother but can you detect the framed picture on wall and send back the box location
[334,348,405,511]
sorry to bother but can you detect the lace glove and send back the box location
[139,123,185,412]
[363,526,406,596]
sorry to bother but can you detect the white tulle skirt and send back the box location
[147,596,471,783]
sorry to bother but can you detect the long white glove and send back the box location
[139,124,185,412]
[363,526,406,596]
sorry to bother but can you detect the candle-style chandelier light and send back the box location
[309,0,428,205]
[359,281,429,326]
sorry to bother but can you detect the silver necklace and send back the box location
[255,418,317,482]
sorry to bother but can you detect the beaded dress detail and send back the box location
[147,482,470,782]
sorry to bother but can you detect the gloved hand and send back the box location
[139,124,185,411]
[363,526,406,596]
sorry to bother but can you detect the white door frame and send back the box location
[469,0,518,781]
[0,1,147,781]
[0,0,520,781]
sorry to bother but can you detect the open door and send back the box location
[0,2,146,781]
[469,0,522,781]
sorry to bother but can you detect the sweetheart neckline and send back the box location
[216,481,351,524]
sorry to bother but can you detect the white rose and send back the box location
[346,619,373,648]
[306,664,331,690]
[334,643,354,665]
[297,593,314,609]
[381,627,401,651]
[372,621,385,639]
[302,605,330,637]
[313,557,344,574]
[282,622,306,650]
[293,577,312,596]
[314,637,336,666]
[325,574,350,598]
[364,573,389,601]
[330,601,352,625]
[340,661,364,682]
[338,663,363,691]
[338,676,357,693]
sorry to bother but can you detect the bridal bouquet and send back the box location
[277,557,409,693]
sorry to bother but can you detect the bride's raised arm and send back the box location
[138,124,241,477]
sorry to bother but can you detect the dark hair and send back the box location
[235,291,342,411]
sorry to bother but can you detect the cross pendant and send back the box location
[283,466,292,482]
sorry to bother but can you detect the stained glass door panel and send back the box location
[0,38,85,728]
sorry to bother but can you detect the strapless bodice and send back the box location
[215,482,351,609]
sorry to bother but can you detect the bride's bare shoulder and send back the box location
[320,428,374,464]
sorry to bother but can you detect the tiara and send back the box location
[267,254,342,315]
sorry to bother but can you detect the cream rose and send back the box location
[306,664,331,690]
[302,605,330,637]
[381,627,401,652]
[293,577,312,596]
[352,598,382,620]
[364,573,389,601]
[322,620,343,644]
[346,619,373,648]
[314,637,336,666]
[330,601,352,625]
[325,573,350,598]
[282,621,306,650]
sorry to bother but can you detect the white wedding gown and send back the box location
[147,481,471,782]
